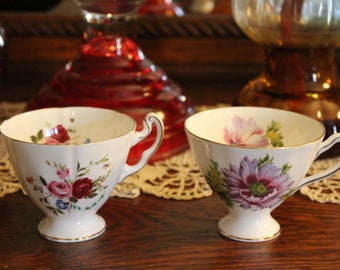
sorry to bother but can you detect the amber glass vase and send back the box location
[231,0,340,157]
[26,0,194,163]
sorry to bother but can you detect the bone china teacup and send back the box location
[185,106,340,242]
[0,107,164,242]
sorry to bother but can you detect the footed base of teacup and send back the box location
[38,214,106,243]
[218,214,281,242]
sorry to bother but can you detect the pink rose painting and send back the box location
[203,154,293,211]
[224,115,269,147]
[45,124,70,144]
[47,181,73,199]
[30,122,90,145]
[26,155,112,215]
[223,115,284,148]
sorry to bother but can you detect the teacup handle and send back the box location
[118,112,164,182]
[296,133,340,191]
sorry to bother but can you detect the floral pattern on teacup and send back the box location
[224,116,284,147]
[30,123,90,145]
[25,154,112,215]
[204,154,294,211]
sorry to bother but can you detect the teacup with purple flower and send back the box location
[185,107,340,242]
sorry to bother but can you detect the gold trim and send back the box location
[185,106,325,149]
[218,227,281,242]
[39,226,106,243]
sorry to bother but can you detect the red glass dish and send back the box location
[26,0,194,163]
[138,0,184,16]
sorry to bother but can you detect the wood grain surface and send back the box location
[0,192,339,269]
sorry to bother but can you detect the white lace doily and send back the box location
[0,101,339,203]
[112,149,212,199]
[300,157,340,204]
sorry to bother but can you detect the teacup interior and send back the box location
[1,107,136,145]
[185,107,325,148]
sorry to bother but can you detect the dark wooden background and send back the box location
[0,13,264,105]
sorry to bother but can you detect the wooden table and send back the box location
[0,191,339,269]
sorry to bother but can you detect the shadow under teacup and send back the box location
[0,107,164,242]
[185,106,340,242]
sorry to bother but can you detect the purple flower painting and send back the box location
[222,155,293,210]
[203,155,293,211]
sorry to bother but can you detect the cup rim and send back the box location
[184,106,326,149]
[0,106,136,146]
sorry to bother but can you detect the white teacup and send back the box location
[185,107,340,242]
[1,107,164,242]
